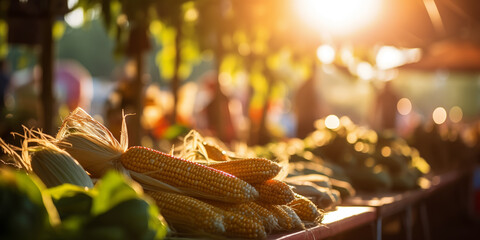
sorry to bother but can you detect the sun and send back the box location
[295,0,382,35]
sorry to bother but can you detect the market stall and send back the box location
[1,0,480,240]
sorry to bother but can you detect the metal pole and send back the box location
[376,217,382,240]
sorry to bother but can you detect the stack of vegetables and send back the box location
[49,108,323,239]
[250,138,352,211]
[251,116,431,199]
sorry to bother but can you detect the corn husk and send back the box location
[56,108,125,178]
[56,107,185,195]
[0,128,93,189]
[30,149,94,188]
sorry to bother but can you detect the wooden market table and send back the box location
[342,169,470,240]
[268,168,472,240]
[267,206,376,240]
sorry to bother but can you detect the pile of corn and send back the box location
[51,108,324,239]
[1,108,323,239]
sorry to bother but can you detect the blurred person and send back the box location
[195,71,236,143]
[104,60,150,144]
[294,74,323,139]
[104,60,140,141]
[1,60,92,145]
[370,81,400,132]
[6,59,93,117]
[55,60,93,113]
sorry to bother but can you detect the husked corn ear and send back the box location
[223,211,267,239]
[31,149,94,188]
[287,194,324,223]
[203,142,229,161]
[148,191,225,234]
[254,179,295,205]
[204,200,256,217]
[280,205,305,230]
[210,158,282,184]
[121,146,258,203]
[247,202,280,233]
[259,204,294,231]
[192,200,266,239]
[205,200,278,235]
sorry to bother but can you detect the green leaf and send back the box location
[149,20,164,42]
[91,171,142,216]
[53,21,66,40]
[47,183,94,200]
[0,20,7,58]
[0,169,59,238]
[162,124,190,140]
[178,62,192,79]
[159,46,175,80]
[147,200,168,240]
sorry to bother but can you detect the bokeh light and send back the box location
[381,146,392,157]
[64,8,84,28]
[449,106,463,123]
[357,62,374,80]
[376,46,422,70]
[325,115,340,129]
[317,44,335,64]
[397,98,412,115]
[432,107,447,124]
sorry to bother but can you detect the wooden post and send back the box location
[257,67,273,145]
[131,48,144,146]
[170,18,183,125]
[40,0,56,135]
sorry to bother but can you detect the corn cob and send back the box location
[223,211,267,239]
[204,200,256,217]
[254,179,295,205]
[209,158,282,184]
[147,191,225,234]
[280,205,305,230]
[176,199,266,239]
[287,194,324,223]
[121,146,258,203]
[205,200,279,235]
[247,202,280,232]
[259,204,293,231]
[31,149,94,188]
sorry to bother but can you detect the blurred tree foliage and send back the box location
[1,0,325,145]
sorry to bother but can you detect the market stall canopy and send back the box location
[336,0,480,48]
[401,39,480,71]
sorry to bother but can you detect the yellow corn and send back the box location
[259,204,293,231]
[280,205,305,230]
[209,158,282,184]
[247,202,280,233]
[287,194,324,223]
[204,200,255,217]
[254,179,295,205]
[121,146,258,203]
[223,211,267,239]
[206,200,279,236]
[186,199,266,239]
[147,191,225,234]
